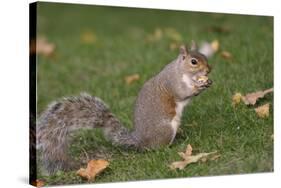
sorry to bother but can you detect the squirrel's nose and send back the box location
[207,79,212,85]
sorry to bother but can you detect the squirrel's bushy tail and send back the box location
[37,93,138,174]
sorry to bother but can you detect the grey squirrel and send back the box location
[37,44,212,174]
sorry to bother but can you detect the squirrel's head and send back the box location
[177,42,211,77]
[175,42,212,96]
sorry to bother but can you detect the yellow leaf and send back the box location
[124,74,140,85]
[211,40,220,52]
[76,159,109,181]
[232,92,243,106]
[255,103,270,118]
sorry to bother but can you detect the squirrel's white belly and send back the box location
[169,100,190,144]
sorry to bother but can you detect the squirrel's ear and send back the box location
[179,45,188,60]
[190,40,198,51]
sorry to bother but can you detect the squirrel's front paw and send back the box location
[192,75,212,95]
[194,75,212,88]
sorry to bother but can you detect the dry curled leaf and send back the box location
[124,73,140,85]
[32,179,44,187]
[32,36,56,57]
[77,159,109,181]
[80,31,97,44]
[169,144,218,170]
[232,92,243,106]
[221,51,232,59]
[255,103,270,118]
[242,88,273,105]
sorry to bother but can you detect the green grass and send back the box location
[36,2,273,186]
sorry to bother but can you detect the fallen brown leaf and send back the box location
[221,51,232,59]
[242,88,273,105]
[77,159,109,181]
[169,144,218,170]
[31,179,44,187]
[34,36,56,57]
[232,92,243,106]
[80,31,97,44]
[255,103,270,118]
[125,73,140,85]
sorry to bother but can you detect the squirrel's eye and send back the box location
[191,58,198,65]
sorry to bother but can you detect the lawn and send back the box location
[36,2,273,186]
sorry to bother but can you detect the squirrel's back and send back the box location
[133,60,184,148]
